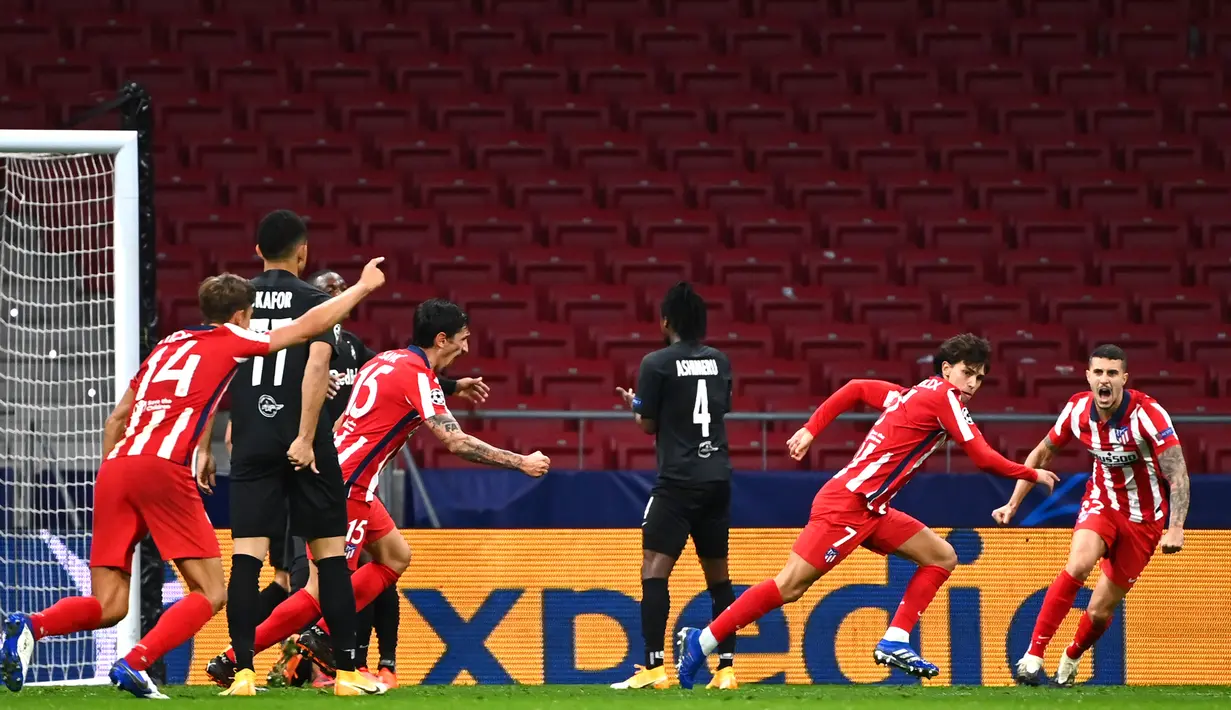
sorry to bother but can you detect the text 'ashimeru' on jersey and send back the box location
[1049,389,1179,525]
[332,345,447,502]
[109,324,271,468]
[831,376,982,514]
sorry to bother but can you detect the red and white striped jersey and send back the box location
[108,323,271,467]
[1047,389,1179,525]
[333,346,448,502]
[828,376,989,514]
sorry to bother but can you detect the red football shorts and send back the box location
[307,497,397,572]
[793,483,926,571]
[90,455,219,569]
[1074,499,1162,589]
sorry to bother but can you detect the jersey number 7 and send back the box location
[248,318,292,386]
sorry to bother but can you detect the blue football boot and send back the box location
[873,639,940,679]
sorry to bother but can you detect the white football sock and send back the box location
[699,628,719,655]
[882,627,911,644]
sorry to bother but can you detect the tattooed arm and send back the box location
[1158,446,1189,554]
[423,412,550,477]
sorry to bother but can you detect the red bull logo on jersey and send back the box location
[181,529,1227,687]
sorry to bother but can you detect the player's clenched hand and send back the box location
[1160,528,1184,554]
[786,427,814,461]
[287,436,318,473]
[1032,468,1059,494]
[358,257,387,292]
[520,451,550,477]
[326,371,344,400]
[196,449,217,495]
[616,387,636,408]
[991,503,1016,525]
[455,377,490,404]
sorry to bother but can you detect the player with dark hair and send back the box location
[219,210,383,696]
[0,263,386,699]
[675,333,1061,688]
[205,298,546,687]
[611,282,739,691]
[998,344,1190,687]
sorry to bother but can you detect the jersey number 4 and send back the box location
[248,317,292,386]
[693,379,711,438]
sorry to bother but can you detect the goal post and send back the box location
[0,129,142,685]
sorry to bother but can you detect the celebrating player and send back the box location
[674,334,1060,688]
[206,298,549,687]
[997,344,1190,687]
[611,283,739,691]
[0,261,386,699]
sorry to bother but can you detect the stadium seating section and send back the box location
[4,0,1230,470]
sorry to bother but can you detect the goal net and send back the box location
[0,130,141,685]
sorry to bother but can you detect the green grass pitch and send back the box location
[7,685,1231,709]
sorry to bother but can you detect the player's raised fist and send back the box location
[1160,527,1184,554]
[520,451,550,477]
[1032,468,1059,494]
[786,427,814,461]
[991,503,1016,525]
[358,257,387,291]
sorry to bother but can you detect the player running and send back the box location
[611,283,740,692]
[205,298,549,687]
[997,344,1190,687]
[0,260,386,699]
[674,334,1059,689]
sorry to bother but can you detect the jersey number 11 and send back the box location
[248,318,292,386]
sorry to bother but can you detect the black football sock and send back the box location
[227,554,263,671]
[641,577,670,670]
[257,582,289,624]
[373,583,400,668]
[355,599,376,669]
[316,555,359,672]
[710,580,736,669]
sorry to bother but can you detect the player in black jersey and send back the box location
[220,210,384,696]
[611,282,739,691]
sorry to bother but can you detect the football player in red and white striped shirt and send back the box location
[0,259,386,699]
[675,334,1059,688]
[996,344,1191,687]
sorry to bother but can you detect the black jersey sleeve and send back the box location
[633,352,666,420]
[439,377,459,397]
[303,288,339,352]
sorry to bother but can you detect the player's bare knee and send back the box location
[98,599,129,629]
[1086,605,1114,625]
[935,541,958,572]
[273,570,291,592]
[386,542,411,575]
[1064,558,1096,582]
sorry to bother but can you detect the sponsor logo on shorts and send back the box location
[258,394,284,418]
[698,441,717,459]
[824,548,838,564]
[345,542,357,559]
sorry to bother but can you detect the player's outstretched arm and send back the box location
[787,379,901,460]
[102,386,135,461]
[993,437,1062,524]
[1159,446,1189,553]
[423,412,550,477]
[268,257,386,352]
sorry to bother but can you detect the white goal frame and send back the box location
[0,129,142,685]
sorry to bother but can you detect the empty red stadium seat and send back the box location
[1093,249,1183,288]
[539,207,629,247]
[707,322,777,361]
[944,286,1033,327]
[935,135,1022,176]
[880,325,956,362]
[723,18,805,57]
[1136,287,1224,324]
[1078,324,1171,361]
[631,209,722,249]
[1043,287,1131,326]
[982,323,1074,362]
[245,95,331,134]
[954,57,1035,98]
[880,172,966,214]
[744,286,834,326]
[1067,172,1152,212]
[469,131,555,171]
[526,359,615,398]
[743,133,833,174]
[785,170,874,210]
[821,209,912,250]
[1128,361,1210,399]
[1001,249,1088,287]
[658,133,742,172]
[600,170,685,208]
[572,54,658,94]
[900,250,988,288]
[1012,211,1099,250]
[1018,360,1088,405]
[914,21,996,61]
[733,359,813,397]
[488,321,578,361]
[449,209,538,248]
[606,248,696,285]
[1105,210,1190,250]
[843,135,929,175]
[764,57,851,99]
[591,322,665,366]
[972,173,1060,212]
[168,207,255,246]
[506,170,596,208]
[708,248,794,287]
[727,208,815,249]
[362,282,441,324]
[690,171,778,210]
[1189,250,1231,289]
[551,284,640,324]
[412,247,500,284]
[801,249,889,287]
[485,54,569,96]
[507,247,599,285]
[919,210,1006,250]
[786,323,878,362]
[1009,19,1089,62]
[335,93,422,136]
[846,286,934,324]
[991,96,1078,137]
[1174,324,1231,363]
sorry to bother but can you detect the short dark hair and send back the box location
[308,269,341,290]
[1089,343,1128,370]
[256,209,307,261]
[198,273,255,324]
[661,282,707,341]
[933,333,992,375]
[411,298,469,348]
